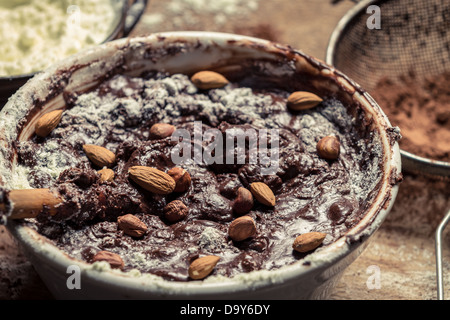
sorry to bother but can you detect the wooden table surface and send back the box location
[1,0,449,300]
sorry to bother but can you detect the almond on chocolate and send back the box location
[92,250,124,269]
[164,200,188,223]
[117,214,148,237]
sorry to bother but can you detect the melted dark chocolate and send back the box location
[17,72,382,281]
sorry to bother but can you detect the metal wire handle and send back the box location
[436,209,450,300]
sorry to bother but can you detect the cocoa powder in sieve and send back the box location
[370,71,450,162]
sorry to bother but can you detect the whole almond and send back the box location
[316,136,340,160]
[98,168,115,182]
[188,255,220,280]
[287,91,323,111]
[250,182,276,207]
[128,166,176,195]
[292,232,326,253]
[83,144,116,168]
[228,216,257,242]
[149,123,176,139]
[117,214,148,237]
[190,71,229,90]
[167,167,191,193]
[232,187,253,215]
[164,200,188,223]
[92,250,124,269]
[35,109,64,137]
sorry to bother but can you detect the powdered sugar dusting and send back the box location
[198,226,234,253]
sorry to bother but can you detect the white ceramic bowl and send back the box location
[0,32,402,299]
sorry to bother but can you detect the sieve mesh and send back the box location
[327,0,450,177]
[328,0,450,299]
[327,0,450,91]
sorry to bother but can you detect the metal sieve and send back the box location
[327,0,450,300]
[326,0,450,177]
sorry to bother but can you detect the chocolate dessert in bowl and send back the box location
[0,32,401,299]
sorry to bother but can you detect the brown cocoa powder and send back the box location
[370,71,450,162]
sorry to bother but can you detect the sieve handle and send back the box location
[436,209,450,300]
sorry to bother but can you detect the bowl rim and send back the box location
[2,31,402,296]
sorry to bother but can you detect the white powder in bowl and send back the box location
[0,0,122,76]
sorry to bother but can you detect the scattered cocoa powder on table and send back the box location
[370,71,450,162]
